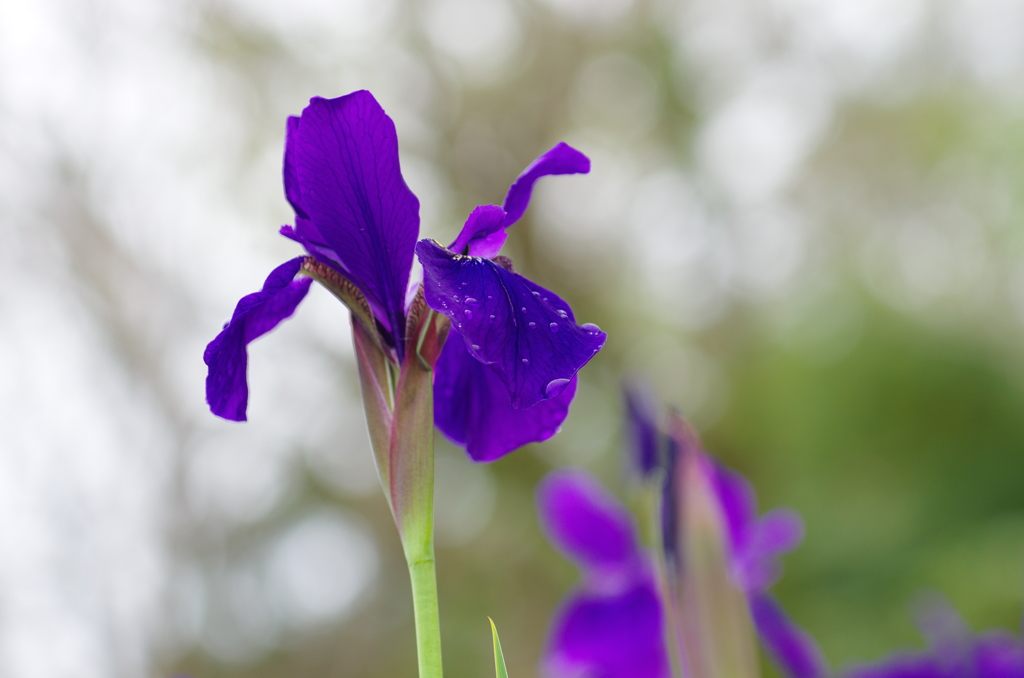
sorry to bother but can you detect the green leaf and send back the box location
[488,617,509,678]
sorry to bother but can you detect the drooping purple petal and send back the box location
[537,470,640,577]
[502,142,590,227]
[448,143,590,259]
[416,239,606,410]
[288,91,419,357]
[448,204,508,259]
[545,581,671,678]
[623,383,661,478]
[750,593,828,678]
[434,337,576,462]
[204,258,313,421]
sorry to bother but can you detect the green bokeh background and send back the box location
[8,0,1022,676]
[179,1,1024,671]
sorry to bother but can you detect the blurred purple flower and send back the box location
[844,597,1024,678]
[537,469,671,678]
[703,453,825,678]
[417,143,606,461]
[625,389,827,678]
[204,92,605,461]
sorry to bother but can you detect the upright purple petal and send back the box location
[448,143,590,258]
[623,383,661,478]
[737,509,805,591]
[448,204,508,259]
[288,91,419,357]
[417,239,606,410]
[283,115,307,219]
[713,464,759,558]
[750,593,829,678]
[204,258,312,421]
[434,337,576,462]
[545,582,671,678]
[537,470,640,576]
[502,142,590,227]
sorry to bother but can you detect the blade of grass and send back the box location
[488,618,509,678]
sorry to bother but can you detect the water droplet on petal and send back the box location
[528,321,537,329]
[581,322,602,335]
[452,295,461,303]
[557,310,568,319]
[489,315,496,322]
[471,344,480,351]
[545,378,571,398]
[521,307,527,313]
[549,323,559,332]
[465,297,479,307]
[487,295,493,300]
[461,282,468,287]
[464,309,473,319]
[532,291,540,297]
[521,358,530,366]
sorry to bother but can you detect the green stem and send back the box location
[408,553,443,678]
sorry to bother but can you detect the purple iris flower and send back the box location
[204,91,604,460]
[658,411,827,678]
[843,598,1024,678]
[537,469,671,678]
[416,144,606,461]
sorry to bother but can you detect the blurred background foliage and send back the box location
[1,0,1023,676]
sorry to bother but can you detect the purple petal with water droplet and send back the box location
[434,338,577,462]
[417,239,606,410]
[288,91,418,357]
[204,258,312,422]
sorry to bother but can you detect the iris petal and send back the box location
[448,204,508,259]
[204,258,312,422]
[433,338,577,462]
[623,383,661,478]
[737,509,804,591]
[502,142,590,227]
[546,582,671,678]
[712,464,758,558]
[448,143,590,258]
[416,239,606,410]
[283,115,307,219]
[288,91,418,356]
[750,593,828,678]
[537,470,639,574]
